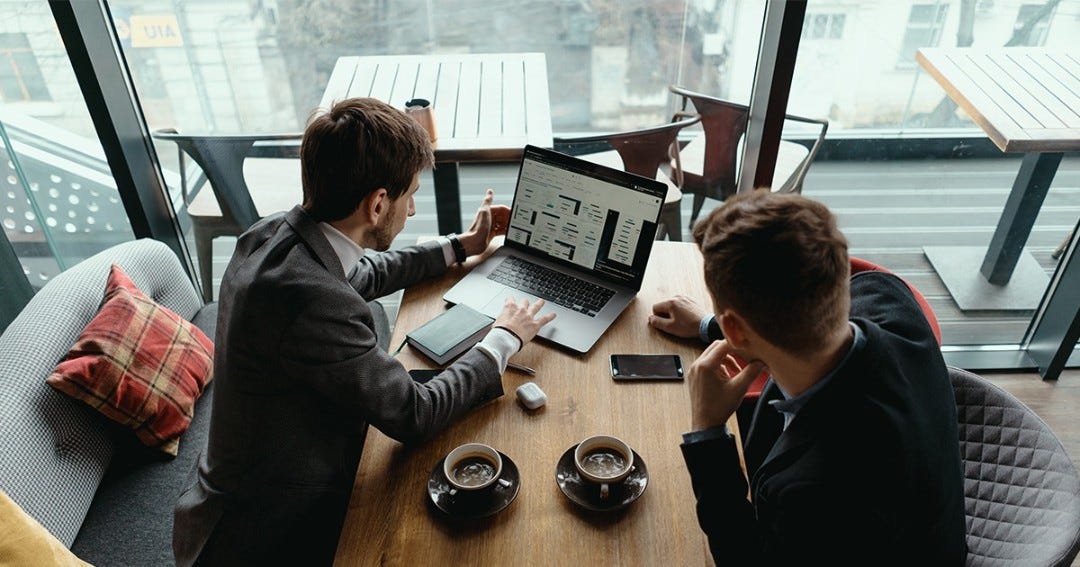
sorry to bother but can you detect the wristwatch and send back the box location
[447,233,468,264]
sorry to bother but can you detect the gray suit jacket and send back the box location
[173,206,503,566]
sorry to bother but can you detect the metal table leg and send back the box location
[980,152,1063,284]
[924,151,1062,311]
[433,162,463,235]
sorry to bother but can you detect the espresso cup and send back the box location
[574,435,634,500]
[443,443,503,496]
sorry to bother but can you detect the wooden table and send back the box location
[320,53,554,235]
[333,241,739,566]
[916,48,1080,311]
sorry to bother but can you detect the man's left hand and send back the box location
[459,189,511,256]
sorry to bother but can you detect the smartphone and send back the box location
[610,354,684,381]
[408,368,441,384]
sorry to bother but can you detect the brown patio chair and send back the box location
[554,115,701,241]
[668,85,829,228]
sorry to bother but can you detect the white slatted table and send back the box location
[917,48,1080,310]
[320,53,554,234]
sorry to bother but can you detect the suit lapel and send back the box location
[744,380,785,475]
[747,358,861,488]
[284,205,347,281]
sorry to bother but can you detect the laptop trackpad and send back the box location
[480,288,544,318]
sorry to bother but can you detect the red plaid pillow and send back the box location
[47,264,214,456]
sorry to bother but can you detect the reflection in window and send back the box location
[898,3,948,68]
[802,13,846,40]
[1013,4,1053,46]
[0,33,50,102]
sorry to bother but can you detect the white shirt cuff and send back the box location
[438,236,456,267]
[474,327,522,373]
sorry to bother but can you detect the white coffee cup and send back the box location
[443,443,503,496]
[574,435,634,500]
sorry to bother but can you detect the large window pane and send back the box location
[113,0,766,294]
[114,0,766,134]
[0,1,135,289]
[789,0,1080,350]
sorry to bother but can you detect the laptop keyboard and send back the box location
[487,256,616,317]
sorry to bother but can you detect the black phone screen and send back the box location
[610,354,683,380]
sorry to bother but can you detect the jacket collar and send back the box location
[284,205,347,281]
[748,337,867,487]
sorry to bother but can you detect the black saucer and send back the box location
[555,444,647,512]
[428,451,520,519]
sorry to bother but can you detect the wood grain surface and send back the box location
[333,241,737,566]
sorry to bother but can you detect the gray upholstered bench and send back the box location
[0,239,217,566]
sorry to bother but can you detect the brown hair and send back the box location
[693,190,850,354]
[301,98,434,222]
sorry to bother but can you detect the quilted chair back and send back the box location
[950,367,1080,566]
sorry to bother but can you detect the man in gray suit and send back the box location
[173,98,554,566]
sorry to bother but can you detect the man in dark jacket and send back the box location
[173,98,554,566]
[649,191,966,563]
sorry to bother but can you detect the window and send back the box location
[801,13,846,40]
[0,33,50,102]
[897,4,948,68]
[1013,4,1053,46]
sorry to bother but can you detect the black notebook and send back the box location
[406,304,494,365]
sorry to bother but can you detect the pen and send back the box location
[507,362,536,375]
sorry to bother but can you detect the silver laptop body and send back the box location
[443,145,667,353]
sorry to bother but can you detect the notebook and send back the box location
[443,145,666,353]
[406,303,494,365]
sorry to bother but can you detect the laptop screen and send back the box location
[504,145,667,288]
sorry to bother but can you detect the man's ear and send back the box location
[718,310,752,350]
[362,188,390,224]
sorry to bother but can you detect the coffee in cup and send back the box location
[574,435,634,499]
[443,443,503,495]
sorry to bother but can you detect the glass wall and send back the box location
[8,0,1075,360]
[0,0,135,288]
[788,0,1076,132]
[105,0,766,137]
[787,0,1080,349]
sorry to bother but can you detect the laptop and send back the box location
[443,145,667,353]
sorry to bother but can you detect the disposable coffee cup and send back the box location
[404,98,438,143]
[443,443,503,496]
[574,435,634,500]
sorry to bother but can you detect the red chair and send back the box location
[740,257,941,404]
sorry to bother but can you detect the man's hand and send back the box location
[649,295,708,339]
[687,340,766,431]
[493,298,557,346]
[458,189,511,256]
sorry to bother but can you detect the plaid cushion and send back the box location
[46,265,214,456]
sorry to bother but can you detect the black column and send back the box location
[49,0,195,280]
[0,230,34,334]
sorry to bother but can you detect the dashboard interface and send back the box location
[506,148,665,285]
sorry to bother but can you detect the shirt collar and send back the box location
[769,322,866,429]
[317,222,364,279]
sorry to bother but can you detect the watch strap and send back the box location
[448,233,467,264]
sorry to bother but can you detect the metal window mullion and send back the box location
[48,0,197,285]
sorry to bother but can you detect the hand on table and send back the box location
[458,189,511,256]
[687,340,766,431]
[493,298,557,347]
[649,295,709,339]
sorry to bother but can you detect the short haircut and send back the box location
[301,98,435,222]
[693,191,850,354]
